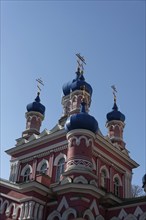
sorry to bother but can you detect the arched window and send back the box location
[101,169,107,189]
[114,177,119,196]
[56,158,65,182]
[40,162,47,174]
[37,159,49,175]
[23,168,30,182]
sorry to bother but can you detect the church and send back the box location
[0,55,146,220]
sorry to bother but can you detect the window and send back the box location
[40,162,47,174]
[56,158,65,182]
[23,168,30,182]
[101,169,107,188]
[114,177,119,196]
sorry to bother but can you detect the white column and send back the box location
[18,204,25,220]
[34,203,40,219]
[38,205,44,220]
[14,161,20,183]
[49,153,54,177]
[27,201,35,219]
[23,202,29,219]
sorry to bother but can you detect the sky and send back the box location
[0,0,145,188]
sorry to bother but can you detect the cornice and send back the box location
[6,128,66,156]
[0,178,52,196]
[108,197,146,210]
[20,144,68,163]
[95,133,139,169]
[0,193,46,205]
[51,183,105,199]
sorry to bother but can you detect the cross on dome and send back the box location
[36,78,44,95]
[76,53,86,74]
[111,85,117,104]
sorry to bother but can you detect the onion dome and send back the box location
[106,102,125,122]
[62,68,93,96]
[26,92,45,115]
[65,101,98,133]
[142,174,146,188]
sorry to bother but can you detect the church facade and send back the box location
[0,56,146,220]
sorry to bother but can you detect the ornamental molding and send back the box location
[99,165,110,178]
[0,193,46,205]
[7,128,66,155]
[73,176,88,184]
[113,173,122,186]
[57,196,69,212]
[68,135,93,148]
[54,153,67,166]
[134,206,143,217]
[95,134,138,168]
[93,146,132,174]
[0,179,51,195]
[21,164,32,176]
[52,182,105,198]
[67,129,96,140]
[14,144,68,163]
[108,201,146,211]
[0,197,44,220]
[66,159,93,170]
[37,159,49,171]
[118,208,127,219]
[47,196,77,220]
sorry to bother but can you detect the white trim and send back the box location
[0,194,46,205]
[73,176,88,184]
[92,158,96,170]
[100,165,110,178]
[95,134,138,168]
[124,214,137,220]
[118,208,127,219]
[134,206,143,217]
[90,199,99,216]
[6,129,66,155]
[11,142,67,163]
[57,196,69,212]
[140,212,146,220]
[37,159,49,172]
[21,164,32,176]
[113,174,122,186]
[83,209,94,220]
[54,153,66,166]
[62,208,77,220]
[47,210,61,220]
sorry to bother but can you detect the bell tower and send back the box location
[106,86,126,150]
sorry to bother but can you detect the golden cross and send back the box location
[76,53,86,73]
[111,85,117,103]
[36,78,44,94]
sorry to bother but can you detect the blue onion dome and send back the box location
[106,102,125,122]
[65,101,98,133]
[142,174,146,187]
[26,92,45,115]
[62,68,93,96]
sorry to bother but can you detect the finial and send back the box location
[36,78,44,96]
[76,53,86,74]
[111,85,117,104]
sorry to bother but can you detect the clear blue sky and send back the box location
[1,1,145,187]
